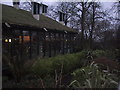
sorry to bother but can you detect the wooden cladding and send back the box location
[3,28,77,60]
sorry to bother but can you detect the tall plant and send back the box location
[69,62,119,88]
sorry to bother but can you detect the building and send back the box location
[2,2,78,60]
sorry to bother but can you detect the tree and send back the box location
[70,0,92,49]
[86,2,105,49]
[89,2,95,49]
[48,2,78,26]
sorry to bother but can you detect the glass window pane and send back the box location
[31,31,37,58]
[22,31,30,60]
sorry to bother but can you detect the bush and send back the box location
[92,49,120,60]
[31,58,53,77]
[92,50,106,58]
[105,49,119,60]
[31,51,87,78]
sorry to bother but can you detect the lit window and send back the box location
[9,39,12,42]
[19,36,30,43]
[5,39,8,43]
[24,36,30,42]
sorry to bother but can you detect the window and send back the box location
[31,31,38,58]
[22,31,30,60]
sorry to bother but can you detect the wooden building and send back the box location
[2,3,78,60]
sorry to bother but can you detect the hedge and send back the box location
[31,51,87,77]
[30,49,117,78]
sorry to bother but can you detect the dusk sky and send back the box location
[0,1,115,10]
[0,0,118,18]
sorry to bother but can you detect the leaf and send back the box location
[68,80,79,87]
[109,79,118,85]
[86,79,92,88]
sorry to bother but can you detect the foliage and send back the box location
[92,50,106,58]
[31,49,119,78]
[69,62,119,88]
[3,49,120,88]
[3,70,61,88]
[2,44,30,82]
[31,51,86,78]
[104,49,120,60]
[92,49,120,60]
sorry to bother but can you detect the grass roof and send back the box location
[2,4,77,33]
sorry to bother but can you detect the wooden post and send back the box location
[69,34,72,53]
[49,32,51,57]
[11,30,16,58]
[71,34,74,53]
[11,30,14,57]
[37,31,39,55]
[62,33,65,54]
[29,30,32,59]
[66,33,68,53]
[43,32,46,57]
[68,34,70,53]
[20,30,23,59]
[39,32,42,57]
[59,33,61,54]
[64,33,67,54]
[54,33,56,56]
[73,34,75,52]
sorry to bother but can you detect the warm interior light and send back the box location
[19,36,30,43]
[24,36,30,42]
[9,39,12,42]
[19,36,22,43]
[5,39,8,43]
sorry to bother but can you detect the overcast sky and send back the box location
[0,0,118,18]
[0,1,115,10]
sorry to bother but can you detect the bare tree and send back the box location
[75,1,93,49]
[87,2,104,49]
[48,2,78,26]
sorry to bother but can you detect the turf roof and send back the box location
[2,4,77,33]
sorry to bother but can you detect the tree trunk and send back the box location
[89,2,95,49]
[80,2,85,49]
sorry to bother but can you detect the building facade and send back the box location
[2,3,78,61]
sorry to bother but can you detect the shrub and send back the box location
[92,49,120,60]
[31,51,87,78]
[2,44,31,82]
[92,50,106,58]
[105,49,119,60]
[31,58,53,77]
